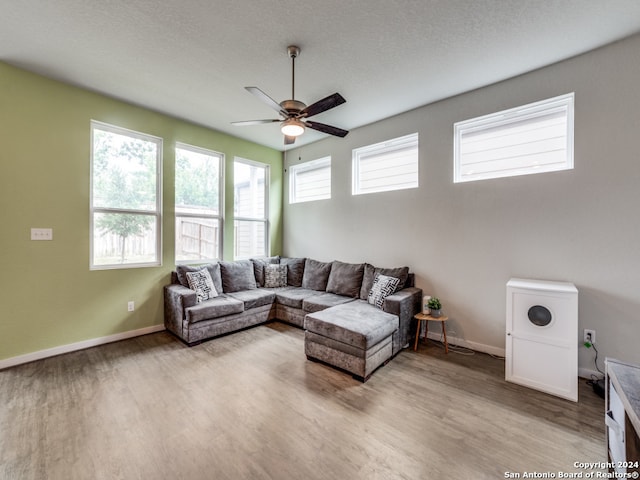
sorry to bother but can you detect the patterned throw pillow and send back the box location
[367,274,401,309]
[264,264,288,288]
[186,268,219,303]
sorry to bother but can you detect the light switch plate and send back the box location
[31,228,53,240]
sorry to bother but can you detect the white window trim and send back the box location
[453,93,574,183]
[233,157,270,259]
[352,132,419,196]
[90,120,163,270]
[289,156,331,204]
[175,142,225,265]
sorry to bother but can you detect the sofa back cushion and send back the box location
[359,263,409,300]
[176,263,223,295]
[251,256,280,287]
[301,259,333,291]
[280,257,306,287]
[326,261,365,298]
[220,260,257,293]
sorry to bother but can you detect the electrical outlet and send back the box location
[127,301,135,312]
[583,329,596,345]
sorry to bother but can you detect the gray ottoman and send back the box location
[303,300,399,381]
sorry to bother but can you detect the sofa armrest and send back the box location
[383,287,423,352]
[164,284,197,337]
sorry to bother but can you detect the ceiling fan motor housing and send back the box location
[280,99,306,115]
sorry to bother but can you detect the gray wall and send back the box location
[283,34,640,373]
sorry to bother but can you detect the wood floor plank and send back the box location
[0,323,605,479]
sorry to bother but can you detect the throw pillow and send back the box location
[359,263,409,300]
[301,258,333,291]
[185,268,219,303]
[280,257,306,287]
[264,264,288,288]
[326,260,365,298]
[251,256,280,287]
[219,260,258,293]
[177,263,223,295]
[368,274,401,309]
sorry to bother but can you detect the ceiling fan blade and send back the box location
[245,86,287,116]
[232,119,280,126]
[301,93,346,118]
[284,135,296,145]
[305,121,349,138]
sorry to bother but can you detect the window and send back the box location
[289,156,331,204]
[175,144,223,264]
[352,133,419,195]
[454,93,574,183]
[234,158,268,259]
[90,121,162,269]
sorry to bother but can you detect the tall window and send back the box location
[234,158,268,259]
[175,144,223,264]
[352,133,419,195]
[90,121,162,269]
[454,93,574,183]
[289,156,331,204]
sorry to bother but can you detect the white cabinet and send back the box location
[606,359,640,475]
[506,278,578,401]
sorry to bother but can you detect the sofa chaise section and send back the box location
[304,300,399,381]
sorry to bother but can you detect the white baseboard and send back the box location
[426,331,506,358]
[0,324,166,370]
[426,332,602,380]
[578,367,603,379]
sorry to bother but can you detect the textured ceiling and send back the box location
[2,0,640,151]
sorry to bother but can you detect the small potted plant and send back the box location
[427,297,442,318]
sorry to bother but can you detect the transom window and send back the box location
[175,143,223,264]
[90,121,162,269]
[352,133,419,195]
[454,93,574,183]
[234,158,269,259]
[289,156,331,204]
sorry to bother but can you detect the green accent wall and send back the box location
[0,62,283,361]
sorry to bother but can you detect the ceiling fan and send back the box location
[232,45,349,145]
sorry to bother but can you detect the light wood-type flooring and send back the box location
[0,322,605,479]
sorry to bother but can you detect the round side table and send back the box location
[413,313,450,353]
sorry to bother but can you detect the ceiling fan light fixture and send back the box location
[281,118,305,137]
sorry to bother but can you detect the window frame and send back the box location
[453,92,575,183]
[174,142,224,265]
[352,132,419,196]
[289,156,331,204]
[233,157,269,260]
[90,120,163,270]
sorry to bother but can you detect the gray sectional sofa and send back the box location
[164,257,422,380]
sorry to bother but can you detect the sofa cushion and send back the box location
[264,264,288,288]
[359,264,409,300]
[274,287,322,309]
[367,274,401,309]
[185,268,219,303]
[302,292,355,313]
[185,295,244,323]
[251,256,280,287]
[220,260,257,293]
[227,289,276,310]
[280,257,306,287]
[176,263,223,294]
[301,259,333,291]
[326,261,365,298]
[304,300,399,350]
